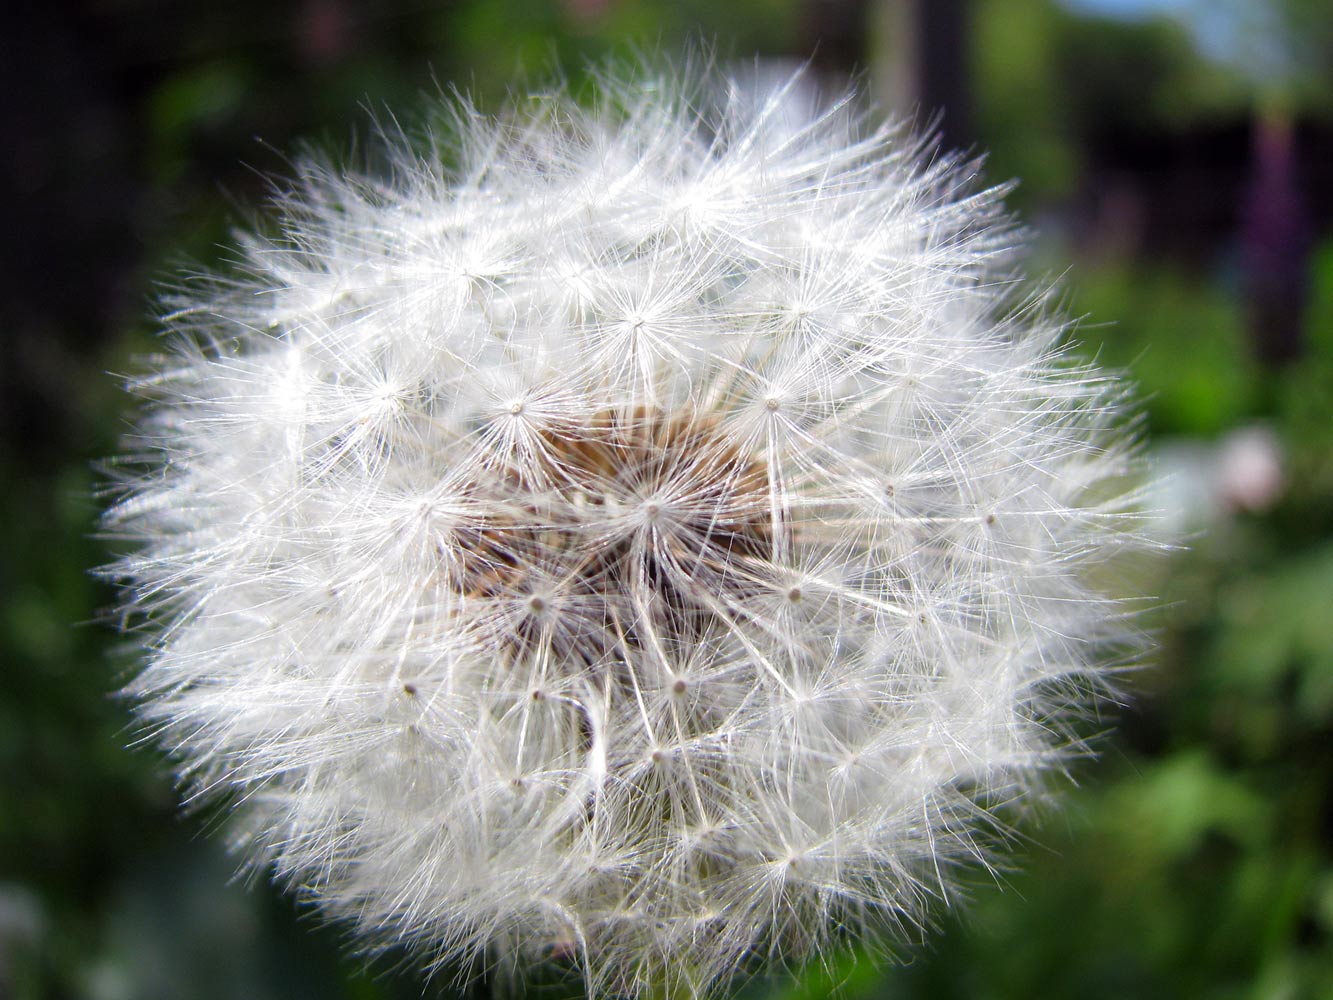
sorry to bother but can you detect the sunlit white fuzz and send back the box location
[105,68,1145,998]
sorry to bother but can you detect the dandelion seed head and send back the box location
[104,62,1150,999]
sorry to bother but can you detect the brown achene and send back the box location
[453,407,777,663]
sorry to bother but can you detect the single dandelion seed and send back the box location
[102,61,1151,1000]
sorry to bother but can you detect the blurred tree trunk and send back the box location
[799,0,870,85]
[872,0,973,149]
[1241,109,1310,367]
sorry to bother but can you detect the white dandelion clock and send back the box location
[104,65,1148,999]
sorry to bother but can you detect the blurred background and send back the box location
[2,1,1332,997]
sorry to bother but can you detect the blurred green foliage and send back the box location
[3,1,1332,998]
[1072,264,1258,435]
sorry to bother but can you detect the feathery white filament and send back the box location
[106,67,1145,999]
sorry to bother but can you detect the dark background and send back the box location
[2,1,1332,997]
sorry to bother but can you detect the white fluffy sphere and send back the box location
[106,66,1145,999]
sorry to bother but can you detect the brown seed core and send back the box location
[452,407,775,665]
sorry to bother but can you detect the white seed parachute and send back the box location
[104,64,1148,1000]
